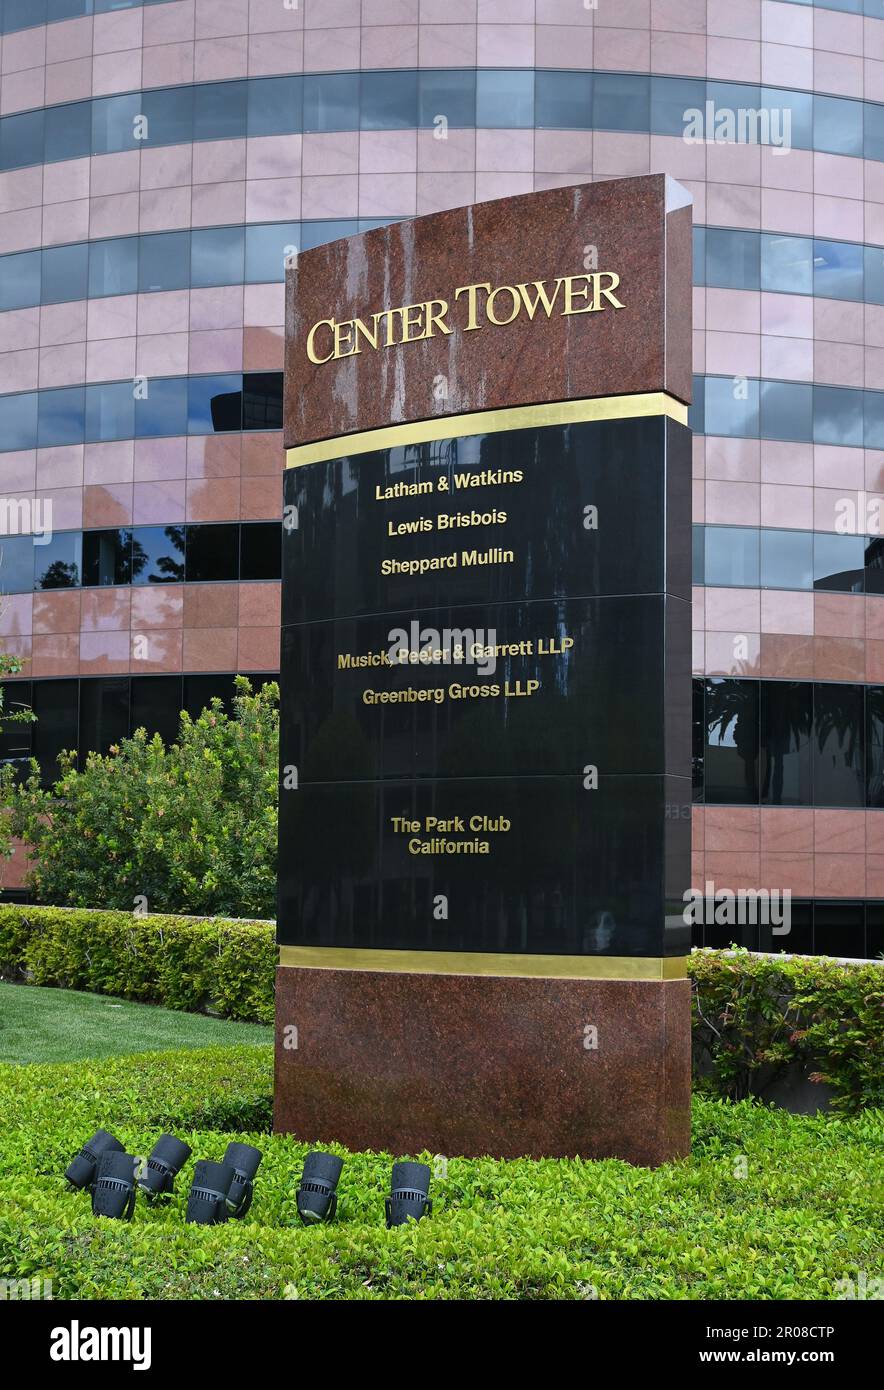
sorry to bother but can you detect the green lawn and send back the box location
[0,982,273,1064]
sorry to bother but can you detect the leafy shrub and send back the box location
[0,1046,880,1300]
[6,677,278,919]
[691,947,884,1114]
[0,906,276,1023]
[2,906,882,1109]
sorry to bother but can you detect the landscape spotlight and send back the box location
[91,1150,137,1221]
[385,1161,432,1228]
[137,1133,192,1199]
[222,1142,262,1218]
[64,1129,124,1191]
[296,1151,344,1225]
[185,1160,234,1225]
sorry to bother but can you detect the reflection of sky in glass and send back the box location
[131,527,185,585]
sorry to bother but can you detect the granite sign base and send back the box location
[273,962,691,1166]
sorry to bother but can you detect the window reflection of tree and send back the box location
[815,686,862,802]
[760,685,810,806]
[705,679,757,800]
[131,526,185,584]
[35,559,78,589]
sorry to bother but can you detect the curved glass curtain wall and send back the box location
[4,71,884,172]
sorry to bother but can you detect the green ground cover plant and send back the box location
[0,1046,880,1300]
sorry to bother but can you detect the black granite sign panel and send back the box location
[277,416,691,958]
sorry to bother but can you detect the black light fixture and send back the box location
[385,1161,432,1228]
[91,1150,138,1221]
[137,1134,192,1200]
[296,1151,344,1225]
[222,1142,262,1219]
[185,1160,235,1225]
[65,1129,124,1191]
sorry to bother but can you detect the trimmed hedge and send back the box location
[1,906,882,1110]
[0,1046,881,1300]
[0,905,276,1024]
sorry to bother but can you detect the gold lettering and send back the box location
[306,318,335,364]
[425,298,452,337]
[454,281,492,330]
[373,307,398,348]
[353,316,379,352]
[400,303,427,343]
[589,271,624,311]
[561,275,592,315]
[333,320,357,358]
[486,285,521,326]
[516,279,564,319]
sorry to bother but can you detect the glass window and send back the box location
[814,532,865,592]
[303,72,359,134]
[88,237,138,299]
[418,70,475,129]
[866,536,884,595]
[0,110,44,173]
[704,527,759,587]
[187,374,242,434]
[704,677,759,804]
[0,391,37,451]
[134,376,188,438]
[130,675,182,745]
[814,94,863,158]
[760,528,813,589]
[761,88,812,153]
[813,238,863,301]
[48,0,92,18]
[865,98,884,163]
[183,673,235,719]
[865,245,884,306]
[593,72,648,132]
[692,677,704,801]
[300,219,357,251]
[245,222,300,283]
[760,680,812,806]
[814,902,865,959]
[242,372,283,431]
[193,80,247,141]
[241,522,282,580]
[190,226,244,289]
[703,375,760,438]
[761,898,812,956]
[79,676,129,756]
[813,682,864,807]
[85,380,135,443]
[140,84,193,147]
[247,75,301,137]
[186,523,239,582]
[42,242,89,305]
[31,679,78,785]
[865,390,884,452]
[139,230,190,293]
[476,70,534,129]
[866,685,884,806]
[705,228,759,291]
[705,81,761,145]
[813,384,863,448]
[360,69,418,130]
[0,535,34,594]
[82,528,133,587]
[760,233,813,295]
[131,526,185,584]
[692,226,705,287]
[38,386,85,448]
[760,379,813,442]
[34,531,81,590]
[0,250,40,312]
[44,100,91,164]
[0,679,32,762]
[651,75,706,138]
[535,70,592,129]
[7,0,48,27]
[92,93,142,156]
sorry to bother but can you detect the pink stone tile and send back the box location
[42,200,90,246]
[813,636,865,681]
[866,811,884,855]
[129,628,184,674]
[87,296,138,342]
[35,446,83,491]
[814,854,865,898]
[31,634,79,679]
[139,145,193,191]
[80,589,132,634]
[242,326,283,372]
[705,479,760,526]
[238,472,281,518]
[303,26,361,69]
[32,591,81,636]
[759,632,814,678]
[92,48,144,97]
[760,483,813,530]
[46,16,93,64]
[0,593,32,639]
[90,192,140,239]
[417,22,477,66]
[813,809,865,855]
[0,27,46,74]
[300,175,358,220]
[704,805,760,853]
[246,134,302,181]
[138,291,191,337]
[703,851,761,892]
[133,436,187,483]
[183,584,238,628]
[594,27,650,73]
[760,808,814,855]
[45,56,92,105]
[78,631,131,675]
[704,586,761,633]
[42,158,90,207]
[813,593,864,641]
[136,333,190,379]
[759,440,812,486]
[185,476,240,522]
[188,329,243,373]
[142,39,195,88]
[82,483,133,529]
[535,25,594,70]
[183,627,238,671]
[592,133,650,179]
[189,286,244,332]
[705,437,760,483]
[144,0,197,46]
[132,480,186,525]
[243,283,285,327]
[238,582,280,627]
[248,28,304,75]
[90,151,141,199]
[187,434,242,479]
[131,586,184,630]
[85,337,136,384]
[0,208,41,254]
[84,440,134,487]
[703,630,761,676]
[237,627,280,670]
[760,590,813,636]
[758,853,814,897]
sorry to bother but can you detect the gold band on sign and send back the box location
[278,945,688,981]
[285,391,689,469]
